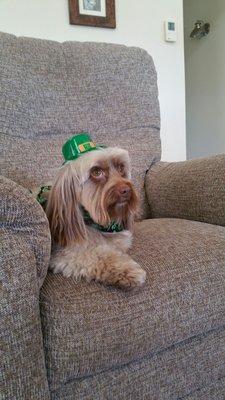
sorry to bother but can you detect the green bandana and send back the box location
[82,209,124,233]
[36,185,52,209]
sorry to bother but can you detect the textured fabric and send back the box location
[40,218,225,393]
[187,377,225,399]
[0,175,51,399]
[0,31,161,218]
[146,154,225,225]
[51,328,225,400]
[1,30,224,400]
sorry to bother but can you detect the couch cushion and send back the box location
[40,218,225,391]
[0,31,161,218]
[50,329,225,400]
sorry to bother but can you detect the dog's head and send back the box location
[46,147,139,246]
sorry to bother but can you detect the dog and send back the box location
[45,144,146,290]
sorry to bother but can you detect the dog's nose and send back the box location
[119,185,130,195]
[118,185,131,196]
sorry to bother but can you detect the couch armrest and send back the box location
[1,176,51,399]
[145,154,225,226]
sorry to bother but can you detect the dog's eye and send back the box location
[91,167,104,178]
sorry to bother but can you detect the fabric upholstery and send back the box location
[1,30,225,400]
[146,154,225,225]
[40,218,225,395]
[0,31,161,218]
[50,329,225,400]
[0,175,51,400]
[187,378,225,400]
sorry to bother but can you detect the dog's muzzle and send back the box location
[105,180,134,207]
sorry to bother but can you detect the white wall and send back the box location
[0,0,186,161]
[184,0,225,159]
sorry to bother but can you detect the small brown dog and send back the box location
[46,139,146,290]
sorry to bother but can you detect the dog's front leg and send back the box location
[85,246,146,290]
[50,244,146,290]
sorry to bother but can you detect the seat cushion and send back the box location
[50,329,225,400]
[40,218,225,391]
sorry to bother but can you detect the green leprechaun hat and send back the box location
[62,133,103,162]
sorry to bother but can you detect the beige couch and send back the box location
[1,31,225,400]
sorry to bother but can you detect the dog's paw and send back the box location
[114,263,146,290]
[93,257,146,290]
[95,255,147,290]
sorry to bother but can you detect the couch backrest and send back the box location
[0,32,161,218]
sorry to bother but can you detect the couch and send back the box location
[1,31,225,400]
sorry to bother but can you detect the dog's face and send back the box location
[46,147,139,246]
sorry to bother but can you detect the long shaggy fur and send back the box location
[46,147,146,289]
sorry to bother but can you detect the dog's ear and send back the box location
[46,165,86,246]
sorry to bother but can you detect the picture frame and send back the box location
[68,0,116,29]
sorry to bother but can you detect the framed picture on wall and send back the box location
[69,0,116,29]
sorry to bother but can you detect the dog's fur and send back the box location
[46,147,146,289]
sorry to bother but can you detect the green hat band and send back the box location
[62,133,101,162]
